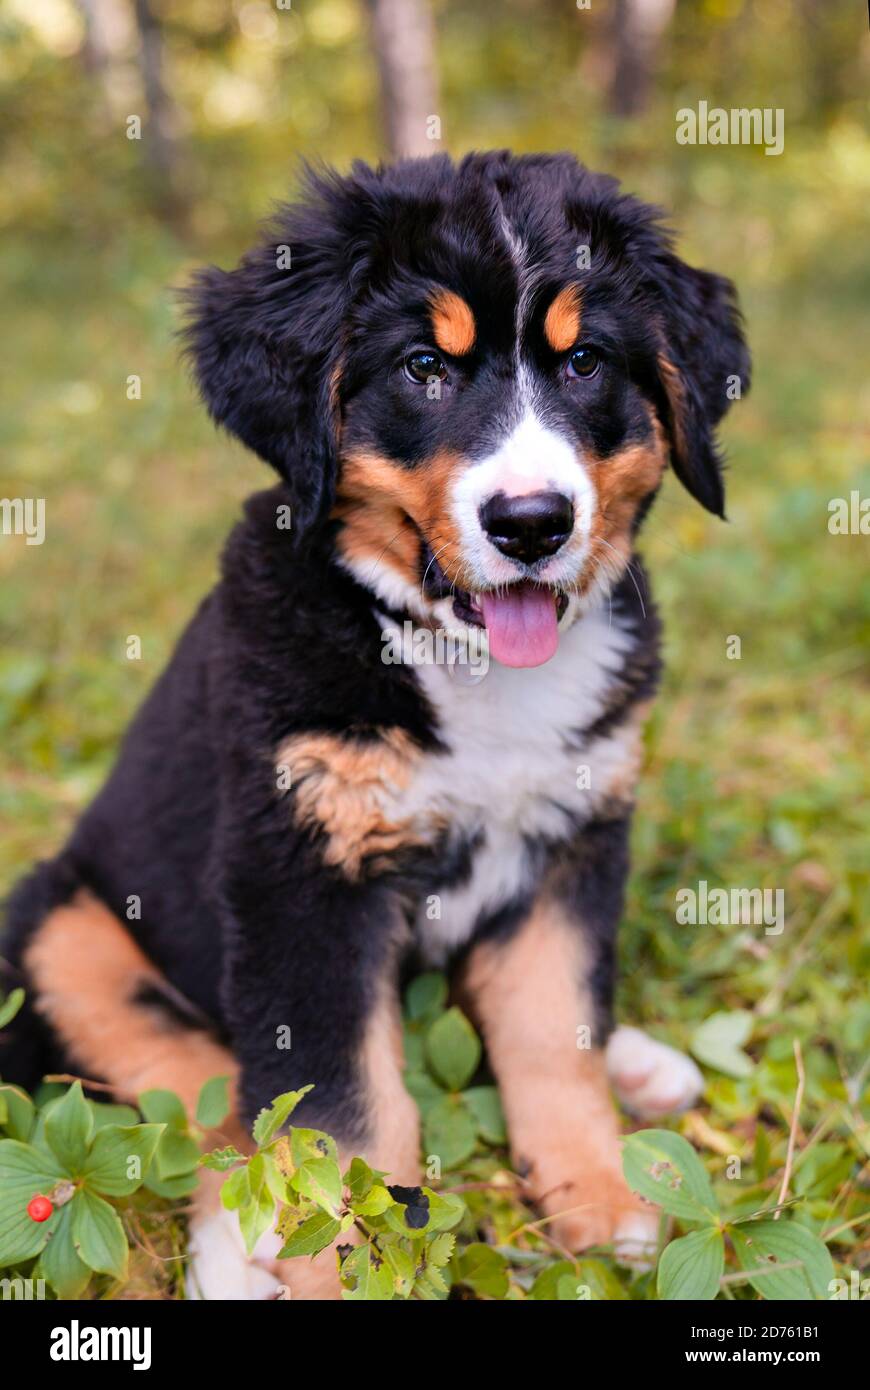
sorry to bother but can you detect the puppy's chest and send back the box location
[280,610,643,958]
[396,619,639,958]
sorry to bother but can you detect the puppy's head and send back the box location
[186,153,749,668]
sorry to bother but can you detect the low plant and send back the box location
[0,979,856,1300]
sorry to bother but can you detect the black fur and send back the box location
[1,153,749,1141]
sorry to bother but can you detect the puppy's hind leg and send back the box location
[22,890,281,1300]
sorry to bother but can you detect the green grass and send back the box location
[1,114,868,1295]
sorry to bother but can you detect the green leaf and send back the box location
[413,1263,450,1299]
[261,1149,290,1204]
[658,1227,724,1300]
[220,1164,251,1210]
[690,1011,755,1079]
[238,1154,276,1255]
[355,1183,393,1217]
[278,1208,341,1259]
[463,1086,507,1144]
[556,1271,586,1300]
[44,1082,94,1173]
[340,1243,394,1301]
[405,972,448,1022]
[0,988,25,1030]
[200,1145,245,1172]
[424,1190,466,1233]
[0,1139,66,1263]
[0,1085,35,1142]
[152,1129,200,1182]
[529,1259,580,1300]
[793,1144,855,1199]
[291,1156,342,1216]
[423,1094,478,1169]
[87,1101,139,1131]
[81,1124,164,1196]
[37,1201,91,1298]
[139,1089,188,1131]
[730,1219,835,1300]
[427,1232,455,1267]
[383,1241,416,1297]
[404,1070,445,1115]
[457,1242,509,1298]
[344,1156,375,1202]
[622,1129,719,1225]
[290,1127,338,1167]
[252,1086,313,1146]
[575,1257,631,1301]
[425,1007,481,1091]
[143,1170,199,1199]
[72,1189,128,1280]
[530,1256,630,1300]
[195,1076,231,1130]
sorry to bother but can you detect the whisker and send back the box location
[420,541,454,604]
[360,526,407,589]
[594,536,647,619]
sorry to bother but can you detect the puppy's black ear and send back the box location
[649,254,751,518]
[183,170,358,537]
[580,177,750,517]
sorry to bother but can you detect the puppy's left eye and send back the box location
[566,346,601,380]
[404,351,448,385]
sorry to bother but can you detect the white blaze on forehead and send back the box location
[496,201,541,413]
[452,410,596,576]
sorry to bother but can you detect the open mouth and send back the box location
[453,583,568,669]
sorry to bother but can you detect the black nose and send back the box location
[479,490,574,565]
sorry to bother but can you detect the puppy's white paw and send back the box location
[606,1026,703,1118]
[613,1210,659,1270]
[186,1204,283,1301]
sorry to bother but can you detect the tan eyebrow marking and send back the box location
[544,284,582,353]
[430,289,476,357]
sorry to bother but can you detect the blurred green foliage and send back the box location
[0,0,867,1297]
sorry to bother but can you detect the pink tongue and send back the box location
[479,585,559,668]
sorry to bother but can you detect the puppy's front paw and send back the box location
[185,1168,346,1301]
[185,1202,284,1301]
[607,1026,703,1118]
[534,1151,658,1262]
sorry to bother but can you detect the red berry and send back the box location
[27,1194,53,1223]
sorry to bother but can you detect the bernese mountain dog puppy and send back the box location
[1,151,749,1299]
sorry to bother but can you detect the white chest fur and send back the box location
[380,608,639,961]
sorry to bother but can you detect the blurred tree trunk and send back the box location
[607,0,676,117]
[76,0,113,75]
[365,0,440,159]
[131,0,190,230]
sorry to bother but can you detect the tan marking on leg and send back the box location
[543,283,582,353]
[21,894,293,1298]
[276,727,439,878]
[461,901,653,1251]
[429,289,476,357]
[23,892,238,1116]
[358,981,421,1184]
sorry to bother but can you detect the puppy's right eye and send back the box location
[404,351,448,385]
